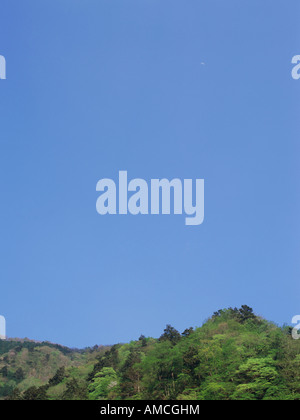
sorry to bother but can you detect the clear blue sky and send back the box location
[0,0,299,348]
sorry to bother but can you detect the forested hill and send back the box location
[0,340,109,399]
[2,306,300,400]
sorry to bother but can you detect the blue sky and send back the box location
[0,0,299,348]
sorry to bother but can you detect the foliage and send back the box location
[3,306,300,400]
[89,368,120,400]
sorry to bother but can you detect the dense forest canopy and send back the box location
[1,306,299,400]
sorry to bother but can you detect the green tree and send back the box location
[120,348,142,398]
[233,357,279,400]
[62,378,88,400]
[7,387,23,400]
[48,366,66,386]
[14,368,25,381]
[23,386,48,401]
[89,367,120,400]
[159,325,181,346]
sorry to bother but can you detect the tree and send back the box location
[238,305,256,323]
[8,388,22,400]
[88,345,120,381]
[139,335,147,347]
[182,328,194,337]
[89,367,120,400]
[233,357,279,400]
[212,306,257,324]
[14,368,25,381]
[48,366,66,386]
[120,348,142,398]
[62,378,88,400]
[159,325,181,346]
[23,386,48,400]
[1,366,8,377]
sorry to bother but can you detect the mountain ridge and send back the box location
[1,306,299,400]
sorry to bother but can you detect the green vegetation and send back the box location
[0,340,109,399]
[2,306,300,400]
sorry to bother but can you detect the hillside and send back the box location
[2,306,300,400]
[0,340,109,399]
